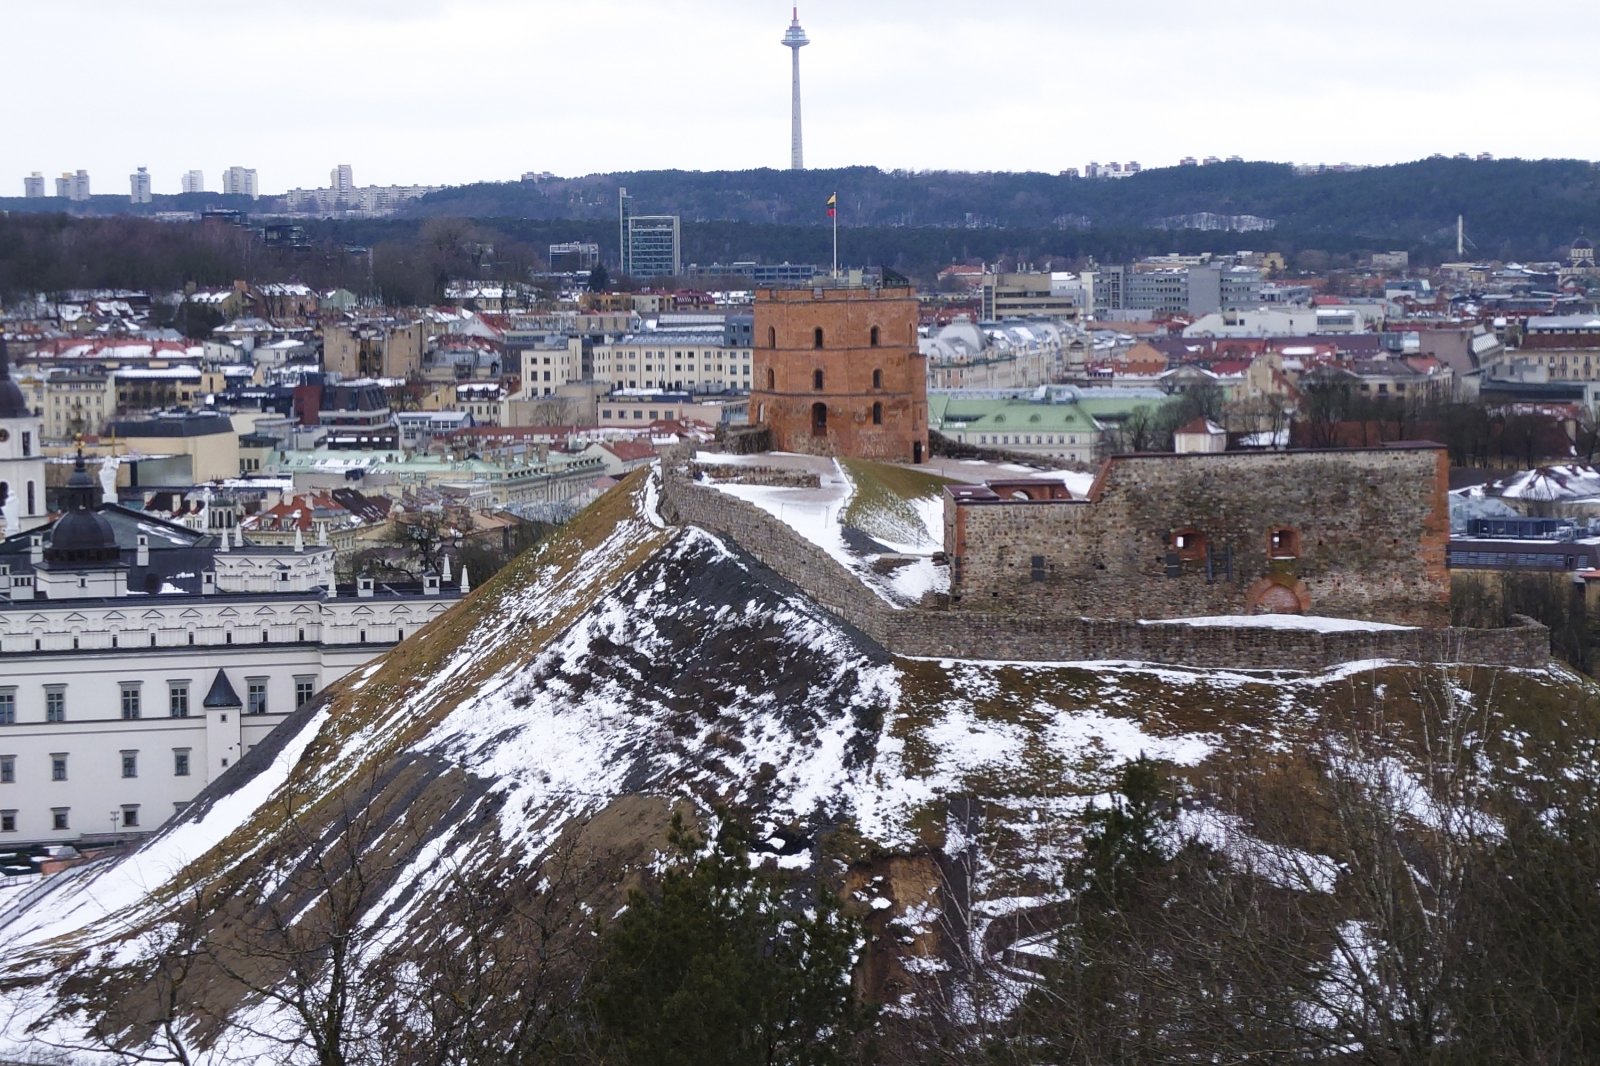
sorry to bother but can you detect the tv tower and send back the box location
[781,8,809,170]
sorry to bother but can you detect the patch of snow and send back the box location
[1042,705,1215,767]
[0,707,332,952]
[1176,808,1340,892]
[1149,614,1416,633]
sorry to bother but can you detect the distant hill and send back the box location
[2,158,1595,285]
[402,158,1600,264]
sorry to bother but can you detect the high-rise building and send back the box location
[330,164,354,198]
[222,166,258,199]
[56,170,90,201]
[618,187,633,272]
[181,170,206,194]
[129,167,152,205]
[22,173,44,198]
[624,215,681,280]
[781,8,810,170]
[616,187,679,279]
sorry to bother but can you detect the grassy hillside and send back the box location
[0,470,1592,1062]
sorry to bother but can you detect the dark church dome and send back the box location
[48,508,118,561]
[45,450,119,565]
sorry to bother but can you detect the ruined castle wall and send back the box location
[950,446,1451,627]
[658,451,1545,671]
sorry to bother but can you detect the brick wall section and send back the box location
[949,446,1452,627]
[657,449,1548,670]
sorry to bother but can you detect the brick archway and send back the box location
[1244,574,1311,615]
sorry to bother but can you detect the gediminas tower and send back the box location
[751,284,929,464]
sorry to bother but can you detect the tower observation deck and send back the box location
[781,8,809,170]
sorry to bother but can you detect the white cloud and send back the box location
[4,0,1596,194]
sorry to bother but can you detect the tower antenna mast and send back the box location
[781,8,810,170]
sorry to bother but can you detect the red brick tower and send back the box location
[750,285,928,462]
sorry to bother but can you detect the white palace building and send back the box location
[0,345,464,847]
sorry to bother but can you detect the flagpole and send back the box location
[832,200,838,279]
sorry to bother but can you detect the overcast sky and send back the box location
[8,1,1598,195]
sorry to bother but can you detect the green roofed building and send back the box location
[927,387,1167,464]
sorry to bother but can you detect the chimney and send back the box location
[29,535,43,565]
[136,534,149,567]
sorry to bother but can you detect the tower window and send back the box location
[813,327,824,348]
[767,326,776,348]
[766,367,776,390]
[870,325,881,347]
[872,368,883,389]
[1269,527,1301,559]
[872,402,883,426]
[813,369,824,391]
[811,402,827,436]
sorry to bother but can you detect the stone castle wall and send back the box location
[950,446,1451,627]
[658,452,1548,671]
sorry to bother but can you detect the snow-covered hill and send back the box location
[0,469,1589,1061]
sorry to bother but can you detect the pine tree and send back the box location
[589,813,861,1066]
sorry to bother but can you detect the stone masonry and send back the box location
[945,445,1451,627]
[658,449,1546,671]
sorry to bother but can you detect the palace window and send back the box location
[0,811,14,833]
[0,756,12,783]
[169,682,190,718]
[173,749,191,777]
[0,690,13,725]
[45,687,65,722]
[295,677,316,708]
[50,754,67,781]
[52,808,69,831]
[121,751,138,779]
[120,683,142,720]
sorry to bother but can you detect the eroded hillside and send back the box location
[0,469,1593,1061]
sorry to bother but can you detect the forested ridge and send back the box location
[2,158,1598,288]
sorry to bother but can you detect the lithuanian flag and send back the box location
[826,193,836,218]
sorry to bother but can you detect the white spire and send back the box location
[293,526,304,553]
[440,554,452,583]
[235,522,245,548]
[317,523,328,547]
[459,565,469,594]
